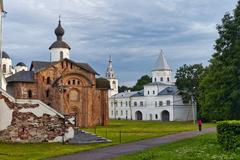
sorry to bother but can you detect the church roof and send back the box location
[30,59,98,75]
[96,77,110,89]
[153,50,171,71]
[158,86,178,95]
[111,91,139,98]
[16,62,27,67]
[2,51,11,59]
[144,82,173,86]
[6,71,35,83]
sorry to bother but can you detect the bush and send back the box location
[217,121,240,151]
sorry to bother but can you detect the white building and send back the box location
[108,51,196,121]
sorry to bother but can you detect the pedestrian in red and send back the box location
[198,119,202,132]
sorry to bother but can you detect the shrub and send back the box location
[217,121,240,151]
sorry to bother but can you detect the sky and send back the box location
[3,0,239,86]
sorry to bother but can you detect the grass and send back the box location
[0,120,215,160]
[85,120,216,144]
[114,133,240,160]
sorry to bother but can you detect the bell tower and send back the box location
[106,56,118,97]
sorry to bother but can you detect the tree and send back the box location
[199,1,240,121]
[132,75,151,91]
[175,64,205,106]
[118,85,131,93]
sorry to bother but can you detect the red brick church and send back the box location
[6,20,110,128]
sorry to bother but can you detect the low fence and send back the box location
[88,127,177,144]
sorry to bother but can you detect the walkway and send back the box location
[49,127,216,160]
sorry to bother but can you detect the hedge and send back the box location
[217,121,240,151]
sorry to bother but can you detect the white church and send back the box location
[106,51,196,121]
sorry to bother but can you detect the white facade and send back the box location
[50,47,70,62]
[2,57,15,78]
[15,65,28,73]
[109,51,196,121]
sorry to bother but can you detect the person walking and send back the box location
[198,119,202,132]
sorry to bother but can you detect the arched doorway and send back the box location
[135,111,143,120]
[162,110,170,122]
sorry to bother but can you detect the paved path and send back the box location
[49,127,216,160]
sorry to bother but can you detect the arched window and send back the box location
[112,81,116,88]
[46,77,51,84]
[69,89,79,101]
[154,78,157,82]
[155,114,158,119]
[68,80,71,85]
[28,90,32,98]
[167,100,171,106]
[134,102,137,106]
[167,77,170,82]
[60,51,64,60]
[2,64,6,73]
[161,77,163,81]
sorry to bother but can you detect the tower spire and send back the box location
[153,50,171,71]
[106,55,116,79]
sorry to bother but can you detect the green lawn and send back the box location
[0,120,215,160]
[114,133,240,160]
[85,120,215,144]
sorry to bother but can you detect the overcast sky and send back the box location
[3,0,239,86]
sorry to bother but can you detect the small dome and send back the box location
[55,20,65,37]
[49,41,71,50]
[16,62,27,67]
[49,20,71,50]
[2,51,11,59]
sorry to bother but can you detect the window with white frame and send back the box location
[167,100,171,106]
[140,101,143,106]
[159,101,163,106]
[134,102,137,106]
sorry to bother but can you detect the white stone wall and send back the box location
[109,91,195,122]
[2,58,15,78]
[144,85,167,96]
[50,48,70,61]
[0,99,13,130]
[15,66,28,73]
[109,95,176,121]
[108,79,118,97]
[173,95,195,121]
[152,70,172,84]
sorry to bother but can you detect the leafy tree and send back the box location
[175,64,205,106]
[132,75,151,91]
[199,1,240,121]
[118,85,132,93]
